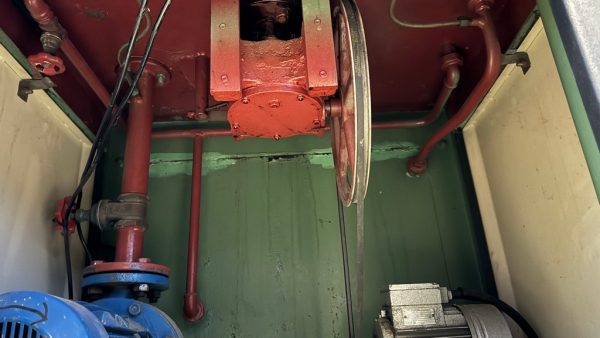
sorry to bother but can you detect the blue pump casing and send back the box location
[0,291,182,337]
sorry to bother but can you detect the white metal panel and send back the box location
[464,20,600,337]
[0,43,92,298]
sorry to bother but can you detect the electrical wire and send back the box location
[59,0,174,299]
[389,0,471,28]
[452,288,539,338]
[336,186,356,338]
[117,1,151,67]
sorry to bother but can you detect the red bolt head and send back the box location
[319,70,327,77]
[297,95,304,101]
[269,99,280,108]
[242,97,249,104]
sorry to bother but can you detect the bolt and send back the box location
[276,13,288,24]
[313,119,320,126]
[138,257,151,263]
[269,99,280,108]
[156,73,167,86]
[319,70,327,77]
[242,97,249,104]
[137,283,150,292]
[274,134,281,140]
[233,123,239,129]
[379,310,386,318]
[219,22,226,29]
[297,95,304,101]
[128,303,142,316]
[221,74,229,82]
[314,18,321,24]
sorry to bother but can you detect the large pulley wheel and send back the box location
[332,0,371,207]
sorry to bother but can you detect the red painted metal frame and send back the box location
[115,73,154,263]
[210,0,242,101]
[407,0,501,175]
[302,0,338,97]
[23,0,111,107]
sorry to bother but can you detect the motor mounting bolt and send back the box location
[242,97,249,104]
[297,95,304,101]
[136,284,150,292]
[156,73,167,86]
[269,99,280,108]
[128,303,142,316]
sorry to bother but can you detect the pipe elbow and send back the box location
[24,0,55,25]
[184,293,205,322]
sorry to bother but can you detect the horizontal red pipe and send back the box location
[24,0,111,107]
[153,129,232,139]
[407,3,501,175]
[184,136,205,322]
[115,73,154,262]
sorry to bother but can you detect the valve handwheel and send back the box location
[332,0,371,207]
[27,52,66,76]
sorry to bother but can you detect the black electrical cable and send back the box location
[60,0,148,299]
[336,186,356,338]
[59,0,175,299]
[452,288,539,338]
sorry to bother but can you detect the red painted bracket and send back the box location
[210,0,242,101]
[302,0,338,97]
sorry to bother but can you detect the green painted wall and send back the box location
[94,122,493,337]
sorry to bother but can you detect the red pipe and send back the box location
[184,136,206,321]
[373,53,462,129]
[24,0,111,106]
[153,129,232,139]
[115,73,154,262]
[407,0,501,175]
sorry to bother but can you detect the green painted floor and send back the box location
[94,123,493,337]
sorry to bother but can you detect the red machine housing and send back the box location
[210,0,338,140]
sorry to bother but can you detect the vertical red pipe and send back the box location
[184,136,205,321]
[115,73,154,262]
[407,1,501,175]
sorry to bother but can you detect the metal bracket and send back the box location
[17,76,55,102]
[501,51,531,74]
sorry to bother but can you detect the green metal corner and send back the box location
[537,0,600,201]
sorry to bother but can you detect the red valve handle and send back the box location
[53,196,76,234]
[27,53,66,76]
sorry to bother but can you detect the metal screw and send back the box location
[314,18,321,24]
[137,284,150,292]
[319,70,327,77]
[219,23,226,29]
[276,13,288,24]
[128,303,142,316]
[297,95,304,101]
[221,74,229,82]
[242,97,249,104]
[233,123,239,129]
[269,99,280,108]
[274,134,281,140]
[156,73,167,86]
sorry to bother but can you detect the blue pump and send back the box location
[0,291,182,337]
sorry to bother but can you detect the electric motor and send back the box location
[375,283,512,338]
[0,291,182,338]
